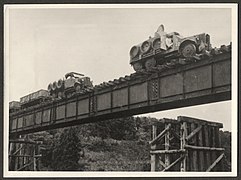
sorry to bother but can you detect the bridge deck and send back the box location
[9,51,231,137]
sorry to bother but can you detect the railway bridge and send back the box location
[9,49,231,138]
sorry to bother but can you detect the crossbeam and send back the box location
[184,145,224,151]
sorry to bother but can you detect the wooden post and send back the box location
[215,127,223,171]
[14,143,19,170]
[29,144,33,170]
[151,125,157,171]
[22,143,25,170]
[165,123,171,168]
[197,125,204,171]
[33,144,37,171]
[9,142,16,171]
[180,122,187,172]
[36,143,41,171]
[211,127,217,171]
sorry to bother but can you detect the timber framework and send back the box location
[9,135,42,171]
[150,116,224,172]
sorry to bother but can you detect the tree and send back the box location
[50,127,81,170]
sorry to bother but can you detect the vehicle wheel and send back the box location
[145,58,156,71]
[133,62,143,72]
[181,43,196,58]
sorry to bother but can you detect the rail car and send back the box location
[20,89,50,109]
[9,72,93,114]
[129,24,212,72]
[48,72,93,99]
[9,90,50,114]
[9,101,21,113]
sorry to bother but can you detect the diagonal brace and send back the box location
[162,155,185,172]
[186,125,202,141]
[149,124,171,145]
[206,153,224,172]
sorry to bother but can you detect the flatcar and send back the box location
[129,24,212,72]
[9,101,21,113]
[20,89,50,109]
[48,72,93,99]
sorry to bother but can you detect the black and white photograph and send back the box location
[4,3,238,178]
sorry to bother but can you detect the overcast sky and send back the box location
[5,5,234,131]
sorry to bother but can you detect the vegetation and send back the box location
[30,117,231,171]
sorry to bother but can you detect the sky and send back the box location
[5,5,234,131]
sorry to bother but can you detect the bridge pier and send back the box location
[9,135,42,171]
[150,116,224,172]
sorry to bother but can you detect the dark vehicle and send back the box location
[48,72,93,98]
[129,25,212,72]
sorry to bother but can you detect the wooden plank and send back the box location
[211,127,217,171]
[190,123,198,171]
[178,116,223,128]
[203,125,211,170]
[24,143,28,170]
[184,145,224,151]
[150,149,186,154]
[215,126,223,171]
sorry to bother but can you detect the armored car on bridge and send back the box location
[129,24,212,72]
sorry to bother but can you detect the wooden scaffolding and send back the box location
[9,135,42,171]
[150,116,224,172]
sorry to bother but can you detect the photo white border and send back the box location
[3,3,238,177]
